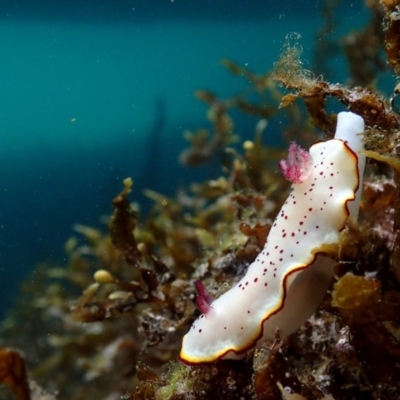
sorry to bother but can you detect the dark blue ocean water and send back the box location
[0,1,368,316]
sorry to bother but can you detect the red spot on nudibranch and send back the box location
[279,142,312,184]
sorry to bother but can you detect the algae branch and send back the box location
[2,1,400,399]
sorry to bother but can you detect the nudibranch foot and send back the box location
[270,328,283,351]
[180,111,365,365]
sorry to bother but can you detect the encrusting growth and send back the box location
[180,111,365,364]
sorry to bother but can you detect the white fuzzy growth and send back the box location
[180,112,365,364]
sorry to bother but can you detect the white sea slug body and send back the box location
[180,111,365,364]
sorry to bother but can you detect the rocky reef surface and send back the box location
[2,1,400,399]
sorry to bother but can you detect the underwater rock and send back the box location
[3,2,400,398]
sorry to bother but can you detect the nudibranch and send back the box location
[179,111,365,364]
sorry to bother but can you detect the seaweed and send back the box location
[0,348,30,400]
[381,0,400,77]
[342,1,386,87]
[3,1,400,399]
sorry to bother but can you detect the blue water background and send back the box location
[0,1,369,315]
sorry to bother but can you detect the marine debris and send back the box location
[2,1,400,399]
